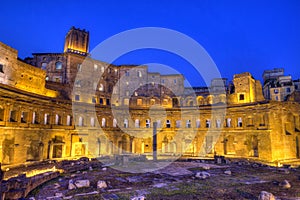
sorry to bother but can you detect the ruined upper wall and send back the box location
[0,42,58,97]
[228,72,265,104]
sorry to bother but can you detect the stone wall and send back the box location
[0,42,57,97]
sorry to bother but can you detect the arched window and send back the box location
[44,113,50,125]
[176,120,181,128]
[55,114,61,125]
[99,84,104,91]
[206,119,211,128]
[102,118,106,127]
[196,119,200,128]
[67,115,72,126]
[237,117,243,127]
[146,119,150,128]
[41,62,47,70]
[186,120,191,128]
[166,120,171,128]
[216,119,221,128]
[226,118,231,127]
[55,61,62,70]
[32,112,36,124]
[91,117,95,127]
[79,116,84,126]
[113,119,117,127]
[124,119,129,128]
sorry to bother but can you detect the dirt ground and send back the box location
[25,159,300,200]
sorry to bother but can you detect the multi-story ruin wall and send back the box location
[0,27,299,166]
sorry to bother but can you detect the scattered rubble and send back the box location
[68,180,76,190]
[97,180,108,189]
[195,171,211,179]
[74,179,90,188]
[258,191,276,200]
[279,180,291,189]
[1,158,300,199]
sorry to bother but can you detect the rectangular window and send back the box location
[9,110,17,122]
[100,98,103,105]
[239,94,245,101]
[125,71,130,76]
[75,95,80,101]
[166,120,171,128]
[150,99,155,105]
[44,114,50,125]
[106,99,110,105]
[216,119,221,128]
[186,120,191,128]
[55,62,62,70]
[21,112,28,123]
[0,64,4,73]
[55,114,62,125]
[55,77,61,83]
[247,117,253,126]
[67,115,72,126]
[123,98,129,105]
[32,112,36,124]
[146,119,150,128]
[77,64,82,72]
[206,119,211,128]
[137,99,142,106]
[92,97,97,103]
[137,71,142,77]
[286,87,291,93]
[238,117,243,127]
[226,118,231,127]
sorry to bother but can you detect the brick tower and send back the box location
[64,26,89,56]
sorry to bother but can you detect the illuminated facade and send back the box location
[0,27,299,165]
[263,68,299,101]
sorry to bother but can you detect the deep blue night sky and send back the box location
[1,0,300,86]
